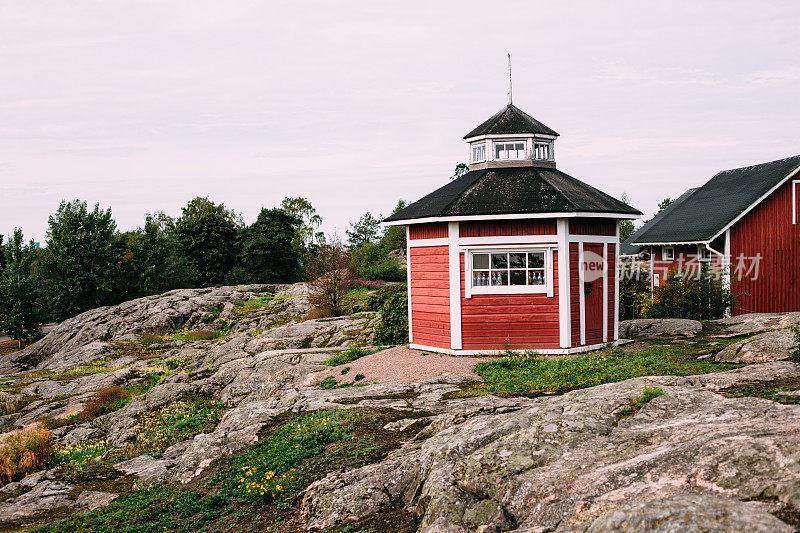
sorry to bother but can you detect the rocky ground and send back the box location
[0,286,799,532]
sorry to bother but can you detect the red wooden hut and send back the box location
[385,102,641,354]
[624,155,800,314]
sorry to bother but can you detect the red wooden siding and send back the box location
[410,246,450,348]
[409,223,448,240]
[607,244,616,341]
[459,219,556,238]
[650,244,725,292]
[570,243,580,345]
[459,252,560,350]
[569,218,616,236]
[731,178,800,314]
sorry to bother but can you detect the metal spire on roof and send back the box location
[507,53,513,106]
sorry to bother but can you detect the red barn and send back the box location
[624,155,800,315]
[384,103,641,354]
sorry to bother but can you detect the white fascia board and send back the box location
[708,163,800,242]
[408,238,450,248]
[464,133,558,143]
[633,240,709,246]
[385,212,641,227]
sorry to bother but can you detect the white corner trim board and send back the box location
[557,218,571,348]
[406,226,413,344]
[603,242,608,344]
[448,222,462,350]
[578,242,586,346]
[614,223,620,341]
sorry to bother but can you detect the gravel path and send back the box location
[322,346,498,385]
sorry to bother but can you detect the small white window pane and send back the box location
[491,271,508,286]
[491,253,508,269]
[509,253,526,268]
[528,270,545,285]
[510,270,526,285]
[473,254,489,269]
[528,252,545,269]
[472,271,489,286]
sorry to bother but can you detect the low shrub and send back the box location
[354,374,365,381]
[0,392,24,416]
[618,387,666,416]
[79,386,127,421]
[54,438,113,466]
[171,329,215,342]
[370,285,408,345]
[139,333,164,346]
[648,266,735,321]
[324,346,373,366]
[0,427,54,485]
[319,377,338,389]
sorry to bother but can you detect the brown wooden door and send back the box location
[583,245,604,344]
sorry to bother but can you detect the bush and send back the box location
[0,427,54,485]
[305,239,359,316]
[619,270,650,321]
[648,266,735,321]
[324,346,373,366]
[370,284,408,345]
[350,242,405,282]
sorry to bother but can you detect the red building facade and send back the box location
[386,103,640,354]
[628,155,800,315]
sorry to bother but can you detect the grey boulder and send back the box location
[715,328,798,363]
[619,318,702,338]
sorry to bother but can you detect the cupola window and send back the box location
[471,143,486,163]
[494,141,526,160]
[533,141,553,161]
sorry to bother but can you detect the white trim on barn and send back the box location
[603,242,608,344]
[578,242,586,346]
[409,339,631,356]
[406,226,413,344]
[614,222,620,341]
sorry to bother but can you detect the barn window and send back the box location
[469,249,551,294]
[662,246,675,261]
[698,245,711,262]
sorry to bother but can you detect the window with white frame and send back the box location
[470,250,550,293]
[663,246,675,261]
[698,245,711,262]
[494,141,526,160]
[533,141,552,161]
[471,143,486,163]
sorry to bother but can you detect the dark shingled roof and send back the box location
[621,188,698,255]
[384,167,641,223]
[464,104,559,139]
[631,155,800,244]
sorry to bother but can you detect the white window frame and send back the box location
[662,246,675,261]
[471,143,486,163]
[533,141,553,161]
[793,180,800,225]
[467,247,553,295]
[698,244,711,263]
[493,139,527,160]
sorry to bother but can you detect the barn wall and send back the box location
[409,223,448,240]
[650,244,724,292]
[409,246,450,349]
[459,218,557,237]
[731,178,800,314]
[569,218,616,236]
[458,252,561,350]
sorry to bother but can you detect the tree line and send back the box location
[0,197,407,344]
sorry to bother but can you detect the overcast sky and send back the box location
[1,1,799,243]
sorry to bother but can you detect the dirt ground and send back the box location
[321,345,498,385]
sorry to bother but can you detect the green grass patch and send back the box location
[323,346,375,366]
[33,409,422,533]
[617,387,665,416]
[54,439,114,466]
[720,384,800,405]
[468,344,742,397]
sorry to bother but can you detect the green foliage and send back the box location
[0,229,43,343]
[380,200,407,252]
[324,346,374,366]
[354,374,365,381]
[319,376,338,389]
[305,238,359,315]
[350,242,405,281]
[173,210,239,287]
[368,284,408,345]
[238,207,301,283]
[792,327,800,362]
[617,387,665,416]
[346,212,381,249]
[470,343,741,396]
[619,192,634,242]
[54,439,113,466]
[280,196,323,250]
[721,383,800,405]
[619,269,650,321]
[37,200,122,322]
[450,162,469,180]
[648,266,734,320]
